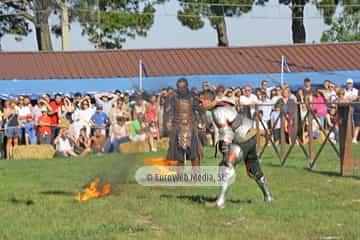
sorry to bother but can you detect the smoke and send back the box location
[84,154,140,196]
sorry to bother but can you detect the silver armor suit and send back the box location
[210,100,272,208]
[212,105,254,146]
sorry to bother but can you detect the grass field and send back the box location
[0,145,359,240]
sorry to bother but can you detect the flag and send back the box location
[283,57,291,73]
[141,62,148,77]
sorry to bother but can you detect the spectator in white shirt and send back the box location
[257,91,273,127]
[240,85,258,118]
[95,92,119,115]
[73,98,95,138]
[133,96,148,120]
[54,128,78,157]
[260,80,273,98]
[17,95,31,120]
[328,82,338,102]
[344,78,358,101]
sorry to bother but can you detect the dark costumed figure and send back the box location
[166,78,205,172]
[199,90,273,209]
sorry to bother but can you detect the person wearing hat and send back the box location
[344,78,358,101]
[38,106,52,144]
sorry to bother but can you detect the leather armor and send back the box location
[174,96,196,150]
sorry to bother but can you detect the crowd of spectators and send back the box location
[0,78,359,159]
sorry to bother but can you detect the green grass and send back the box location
[0,145,359,240]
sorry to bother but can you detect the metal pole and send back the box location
[280,55,284,87]
[139,59,142,91]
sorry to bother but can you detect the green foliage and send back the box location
[316,0,339,25]
[177,0,258,30]
[0,0,58,50]
[321,9,360,42]
[71,0,157,49]
[0,1,31,48]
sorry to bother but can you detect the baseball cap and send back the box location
[346,78,353,84]
[41,106,48,112]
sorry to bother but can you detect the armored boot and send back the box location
[255,176,273,202]
[206,165,235,209]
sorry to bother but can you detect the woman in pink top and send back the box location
[312,89,327,128]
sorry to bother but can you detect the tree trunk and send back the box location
[215,17,229,47]
[34,9,52,51]
[292,0,306,43]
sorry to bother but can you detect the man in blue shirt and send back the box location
[90,104,109,135]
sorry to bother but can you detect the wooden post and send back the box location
[308,110,315,166]
[255,105,260,154]
[280,108,286,163]
[338,104,353,176]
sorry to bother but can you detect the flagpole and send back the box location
[280,55,284,87]
[139,59,142,91]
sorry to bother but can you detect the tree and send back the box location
[70,0,158,49]
[0,1,30,50]
[291,0,306,43]
[279,0,343,44]
[177,0,266,47]
[279,0,307,43]
[321,5,360,42]
[0,0,59,51]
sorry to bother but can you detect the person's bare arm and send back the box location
[110,93,119,103]
[94,93,104,104]
[84,137,91,148]
[54,133,61,145]
[326,114,334,127]
[125,123,131,137]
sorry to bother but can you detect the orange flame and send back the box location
[75,177,111,202]
[144,157,178,176]
[144,157,178,167]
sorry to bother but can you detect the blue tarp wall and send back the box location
[0,70,359,98]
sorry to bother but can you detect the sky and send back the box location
[1,0,330,52]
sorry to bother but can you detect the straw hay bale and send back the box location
[119,138,169,154]
[155,137,169,151]
[12,145,56,160]
[120,141,150,154]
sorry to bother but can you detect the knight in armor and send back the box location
[199,90,273,209]
[166,78,205,172]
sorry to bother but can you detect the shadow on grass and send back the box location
[160,194,253,204]
[7,197,35,205]
[39,190,75,196]
[306,169,360,180]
